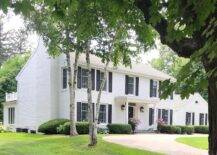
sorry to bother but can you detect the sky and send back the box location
[1,10,160,63]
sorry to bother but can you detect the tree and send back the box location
[150,45,208,101]
[134,1,217,154]
[0,14,28,64]
[0,53,30,122]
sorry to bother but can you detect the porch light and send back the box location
[121,105,125,110]
[140,106,144,112]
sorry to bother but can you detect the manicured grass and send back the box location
[176,136,208,150]
[0,133,161,155]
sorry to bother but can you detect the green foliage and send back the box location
[151,46,208,100]
[194,126,209,134]
[107,124,132,134]
[0,53,30,122]
[158,124,181,134]
[38,119,69,134]
[176,126,194,135]
[57,122,89,135]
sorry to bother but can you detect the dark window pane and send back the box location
[162,109,168,124]
[186,112,191,125]
[99,105,107,123]
[81,69,88,88]
[127,77,134,94]
[81,103,88,121]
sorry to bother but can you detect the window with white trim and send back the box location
[8,107,15,124]
[127,76,134,95]
[99,72,107,91]
[98,105,107,123]
[81,103,88,121]
[81,69,88,88]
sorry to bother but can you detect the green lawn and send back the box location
[0,133,161,155]
[176,136,208,150]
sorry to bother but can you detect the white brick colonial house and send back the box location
[3,39,208,132]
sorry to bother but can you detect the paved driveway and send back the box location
[103,133,208,155]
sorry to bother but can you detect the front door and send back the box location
[128,106,134,119]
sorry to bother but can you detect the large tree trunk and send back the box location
[93,61,109,142]
[86,47,97,146]
[203,58,217,155]
[66,52,78,136]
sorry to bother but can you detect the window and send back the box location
[81,69,88,88]
[127,76,134,94]
[8,107,15,124]
[98,105,107,123]
[81,103,88,121]
[162,109,168,124]
[100,72,107,91]
[186,112,191,125]
[199,113,205,125]
[149,108,154,125]
[62,68,67,89]
[150,80,158,97]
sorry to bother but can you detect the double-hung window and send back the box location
[150,80,158,97]
[81,69,88,88]
[186,112,191,125]
[199,113,205,125]
[127,76,134,95]
[98,105,107,123]
[162,109,168,124]
[8,107,15,124]
[100,72,107,91]
[81,103,88,121]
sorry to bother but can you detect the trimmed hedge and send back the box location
[176,126,194,135]
[107,124,132,134]
[158,125,181,134]
[38,119,69,134]
[194,126,208,134]
[57,122,89,135]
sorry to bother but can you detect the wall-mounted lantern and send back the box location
[121,105,125,110]
[140,106,144,112]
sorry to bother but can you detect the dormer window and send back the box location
[150,79,158,97]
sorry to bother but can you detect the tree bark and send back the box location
[66,52,78,136]
[85,44,97,146]
[93,61,109,141]
[203,58,217,155]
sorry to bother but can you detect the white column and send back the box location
[125,101,128,124]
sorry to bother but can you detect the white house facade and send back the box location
[3,39,208,132]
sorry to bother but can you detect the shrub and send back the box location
[107,124,132,134]
[97,127,108,134]
[158,125,181,134]
[38,119,69,134]
[194,126,208,134]
[0,123,6,133]
[176,126,194,134]
[128,118,140,133]
[57,122,89,135]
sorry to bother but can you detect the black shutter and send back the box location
[108,104,112,124]
[158,109,162,119]
[91,69,95,90]
[150,79,153,97]
[170,110,173,125]
[77,67,82,88]
[77,102,81,121]
[96,70,100,91]
[159,81,161,98]
[170,92,174,100]
[149,108,154,125]
[205,113,208,125]
[125,75,129,95]
[92,103,95,121]
[109,72,113,92]
[192,112,195,125]
[135,77,139,96]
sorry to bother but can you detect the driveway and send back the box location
[103,133,208,155]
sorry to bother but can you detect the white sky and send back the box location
[1,11,160,63]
